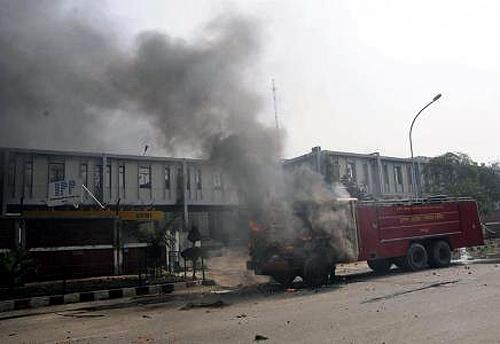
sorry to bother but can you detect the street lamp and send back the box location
[409,93,442,198]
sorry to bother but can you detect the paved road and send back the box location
[1,261,500,344]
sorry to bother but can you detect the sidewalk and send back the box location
[0,278,215,313]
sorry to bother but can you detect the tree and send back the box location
[423,152,500,217]
[0,249,33,288]
[134,213,182,277]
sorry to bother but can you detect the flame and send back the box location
[249,220,267,233]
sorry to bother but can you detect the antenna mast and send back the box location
[272,79,281,153]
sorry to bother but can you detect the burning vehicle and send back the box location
[247,197,359,287]
[247,196,484,287]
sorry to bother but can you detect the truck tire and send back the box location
[328,265,337,283]
[429,241,452,268]
[393,257,408,271]
[405,243,428,271]
[303,257,329,288]
[367,259,391,274]
[272,272,296,288]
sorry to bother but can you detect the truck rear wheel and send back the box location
[303,258,329,288]
[271,272,296,288]
[367,259,391,274]
[429,241,451,268]
[405,243,428,271]
[393,257,408,270]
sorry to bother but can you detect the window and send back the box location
[164,166,171,190]
[362,163,369,186]
[177,166,183,191]
[48,162,64,183]
[8,158,16,198]
[325,158,340,184]
[383,164,390,192]
[186,167,191,190]
[94,164,103,196]
[195,168,202,190]
[80,163,88,186]
[394,166,403,185]
[346,162,356,181]
[138,166,151,189]
[214,172,223,190]
[106,164,111,198]
[407,166,413,189]
[119,165,125,190]
[24,159,33,198]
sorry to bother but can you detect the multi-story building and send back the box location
[284,146,429,199]
[0,146,432,280]
[0,147,241,243]
[0,146,429,234]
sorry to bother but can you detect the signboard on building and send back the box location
[24,209,165,221]
[47,180,81,207]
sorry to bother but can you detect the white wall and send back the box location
[3,150,239,207]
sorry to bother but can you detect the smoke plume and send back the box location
[0,1,354,262]
[0,1,264,157]
[0,1,123,150]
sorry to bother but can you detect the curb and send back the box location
[0,279,216,313]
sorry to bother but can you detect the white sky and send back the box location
[104,0,500,163]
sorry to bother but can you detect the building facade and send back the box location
[0,146,433,281]
[0,147,242,244]
[284,146,428,199]
[0,146,429,235]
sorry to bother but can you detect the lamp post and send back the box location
[409,93,442,198]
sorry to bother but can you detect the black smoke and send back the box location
[0,1,266,158]
[0,1,354,260]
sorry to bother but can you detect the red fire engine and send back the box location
[247,197,484,287]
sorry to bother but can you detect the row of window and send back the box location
[8,158,224,199]
[324,158,415,194]
[79,163,219,192]
[383,164,414,193]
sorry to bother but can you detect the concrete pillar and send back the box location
[1,151,8,216]
[417,162,424,197]
[375,154,384,198]
[113,218,121,275]
[182,160,189,230]
[102,155,108,204]
[14,219,25,249]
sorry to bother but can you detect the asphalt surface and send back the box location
[1,261,500,344]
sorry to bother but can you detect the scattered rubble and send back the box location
[179,300,228,310]
[56,311,105,318]
[362,280,460,303]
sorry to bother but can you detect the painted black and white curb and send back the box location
[0,279,216,313]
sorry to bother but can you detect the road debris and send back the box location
[55,311,105,318]
[211,289,235,295]
[255,334,269,341]
[179,300,228,310]
[362,280,460,303]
